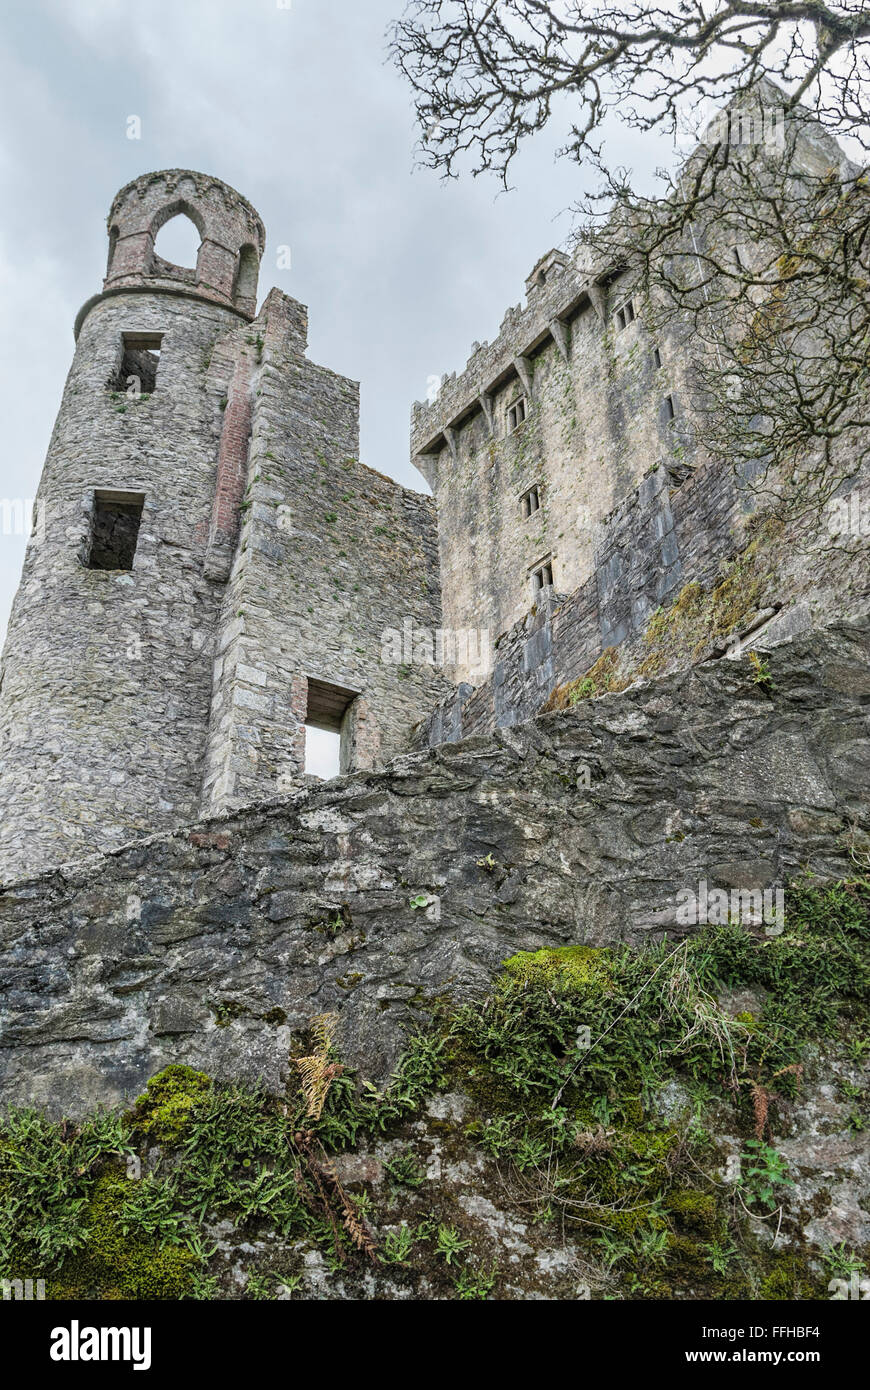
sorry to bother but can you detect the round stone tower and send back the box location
[0,170,266,882]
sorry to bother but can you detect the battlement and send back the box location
[411,246,613,483]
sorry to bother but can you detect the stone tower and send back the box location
[0,170,445,883]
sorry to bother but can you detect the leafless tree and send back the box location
[391,2,870,517]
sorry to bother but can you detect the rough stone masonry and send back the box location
[0,614,867,1116]
[0,136,867,1120]
[0,120,865,885]
[0,171,446,883]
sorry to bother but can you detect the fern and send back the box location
[295,1013,344,1121]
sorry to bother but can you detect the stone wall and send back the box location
[416,445,758,745]
[410,89,857,691]
[101,169,266,320]
[1,613,866,1118]
[201,289,449,815]
[0,288,241,883]
[411,246,702,685]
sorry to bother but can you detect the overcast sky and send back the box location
[0,0,677,654]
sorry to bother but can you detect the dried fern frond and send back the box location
[311,1012,338,1055]
[295,1012,343,1120]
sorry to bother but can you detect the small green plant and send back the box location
[245,1269,277,1300]
[276,1273,303,1295]
[453,1261,498,1299]
[748,649,775,691]
[821,1243,866,1279]
[476,853,497,872]
[409,894,429,909]
[568,678,595,705]
[637,1226,669,1268]
[703,1239,738,1275]
[381,1225,416,1266]
[384,1152,425,1188]
[189,1270,219,1300]
[739,1140,794,1211]
[595,1230,634,1271]
[349,1190,374,1219]
[435,1225,471,1266]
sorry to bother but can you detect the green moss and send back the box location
[129,1065,213,1144]
[664,1189,718,1236]
[638,515,785,679]
[757,1253,818,1301]
[2,878,864,1302]
[52,1173,196,1300]
[501,944,612,993]
[213,1000,246,1028]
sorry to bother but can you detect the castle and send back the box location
[0,109,859,883]
[0,170,446,882]
[0,110,868,1297]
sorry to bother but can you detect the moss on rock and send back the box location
[501,944,612,992]
[52,1172,196,1300]
[129,1064,213,1144]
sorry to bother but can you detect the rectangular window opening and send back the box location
[507,396,527,434]
[663,394,676,423]
[615,298,636,331]
[109,331,163,395]
[304,726,341,780]
[87,490,145,571]
[530,558,554,593]
[305,677,359,780]
[652,347,662,370]
[520,485,540,519]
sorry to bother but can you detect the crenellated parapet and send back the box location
[410,247,611,483]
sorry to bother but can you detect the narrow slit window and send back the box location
[520,485,540,519]
[109,332,163,396]
[507,396,527,434]
[615,298,636,331]
[652,347,662,370]
[530,559,554,593]
[663,394,676,423]
[88,491,145,571]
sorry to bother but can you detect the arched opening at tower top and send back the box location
[153,212,202,269]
